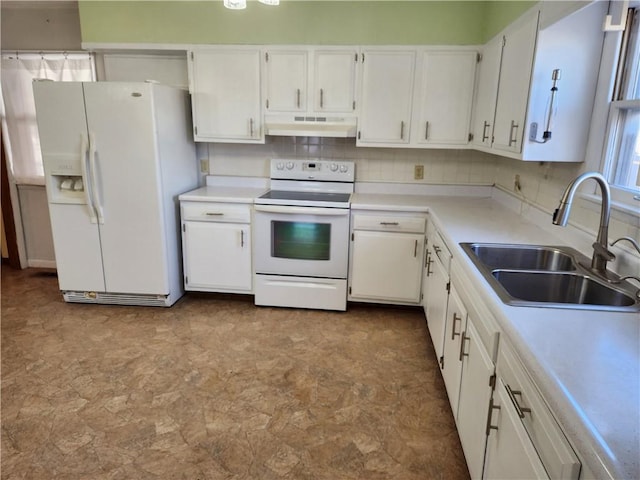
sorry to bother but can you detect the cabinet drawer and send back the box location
[181,201,251,223]
[352,213,426,233]
[497,341,580,479]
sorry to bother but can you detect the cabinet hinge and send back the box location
[357,131,361,140]
[502,36,506,47]
[185,276,188,285]
[182,224,186,232]
[265,52,269,62]
[351,232,354,241]
[349,286,352,294]
[476,52,482,63]
[439,356,444,369]
[420,292,424,301]
[266,99,270,109]
[489,373,497,389]
[194,126,198,136]
[446,281,451,293]
[352,100,356,110]
[361,53,365,63]
[468,133,474,142]
[190,51,194,61]
[354,53,358,62]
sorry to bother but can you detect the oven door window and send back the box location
[272,221,331,260]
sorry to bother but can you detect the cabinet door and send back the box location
[190,49,263,143]
[183,221,252,292]
[471,36,502,148]
[357,50,415,145]
[264,49,308,112]
[492,10,539,154]
[414,51,477,146]
[350,230,423,303]
[456,318,495,480]
[313,49,358,113]
[441,285,466,414]
[423,248,449,360]
[484,380,550,480]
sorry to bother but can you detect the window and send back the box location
[603,6,640,203]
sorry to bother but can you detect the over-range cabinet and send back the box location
[33,81,197,306]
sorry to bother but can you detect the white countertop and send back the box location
[182,181,639,479]
[353,191,639,480]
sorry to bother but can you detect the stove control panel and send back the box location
[271,159,354,182]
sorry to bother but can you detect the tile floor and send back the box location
[1,266,469,479]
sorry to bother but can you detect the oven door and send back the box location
[254,204,350,278]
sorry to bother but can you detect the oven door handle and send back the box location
[254,205,350,216]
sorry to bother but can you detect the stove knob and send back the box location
[330,163,339,172]
[276,162,285,170]
[339,164,349,173]
[286,161,295,170]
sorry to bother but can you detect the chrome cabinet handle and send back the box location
[508,120,519,147]
[240,229,245,248]
[451,313,461,340]
[425,121,429,140]
[205,212,224,216]
[506,384,532,419]
[380,221,399,226]
[459,331,470,361]
[485,397,501,435]
[482,121,490,142]
[433,245,441,254]
[400,121,405,140]
[320,88,324,109]
[414,239,418,257]
[425,255,434,276]
[296,89,301,108]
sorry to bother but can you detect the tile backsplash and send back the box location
[207,137,639,245]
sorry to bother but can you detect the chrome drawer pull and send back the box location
[379,221,399,226]
[205,212,224,216]
[485,397,501,435]
[451,313,461,340]
[506,384,532,419]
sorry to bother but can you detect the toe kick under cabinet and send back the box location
[180,201,253,293]
[348,210,426,305]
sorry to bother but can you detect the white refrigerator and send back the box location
[33,81,198,306]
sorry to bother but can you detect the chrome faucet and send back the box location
[553,172,616,277]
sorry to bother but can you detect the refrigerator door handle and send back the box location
[80,134,98,223]
[88,133,105,224]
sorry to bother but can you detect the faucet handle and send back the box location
[611,236,640,254]
[592,242,616,261]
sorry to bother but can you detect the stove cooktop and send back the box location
[256,190,351,208]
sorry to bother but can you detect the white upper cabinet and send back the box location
[491,9,539,154]
[264,49,308,112]
[471,1,607,161]
[357,49,416,146]
[264,47,358,114]
[313,49,358,113]
[412,50,477,147]
[188,48,263,143]
[470,36,502,149]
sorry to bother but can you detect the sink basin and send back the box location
[463,243,577,271]
[460,242,640,312]
[492,270,637,308]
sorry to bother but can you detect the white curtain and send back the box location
[1,53,95,186]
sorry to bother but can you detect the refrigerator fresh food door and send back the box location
[82,82,170,295]
[33,81,106,292]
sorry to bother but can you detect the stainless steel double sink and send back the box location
[460,243,640,312]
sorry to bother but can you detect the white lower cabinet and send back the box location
[180,201,252,293]
[349,211,426,304]
[456,315,496,480]
[423,226,452,362]
[484,378,550,480]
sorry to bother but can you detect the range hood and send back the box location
[264,114,357,138]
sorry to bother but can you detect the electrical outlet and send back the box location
[199,159,209,174]
[414,165,424,180]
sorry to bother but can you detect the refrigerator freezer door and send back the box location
[82,82,170,295]
[49,204,106,292]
